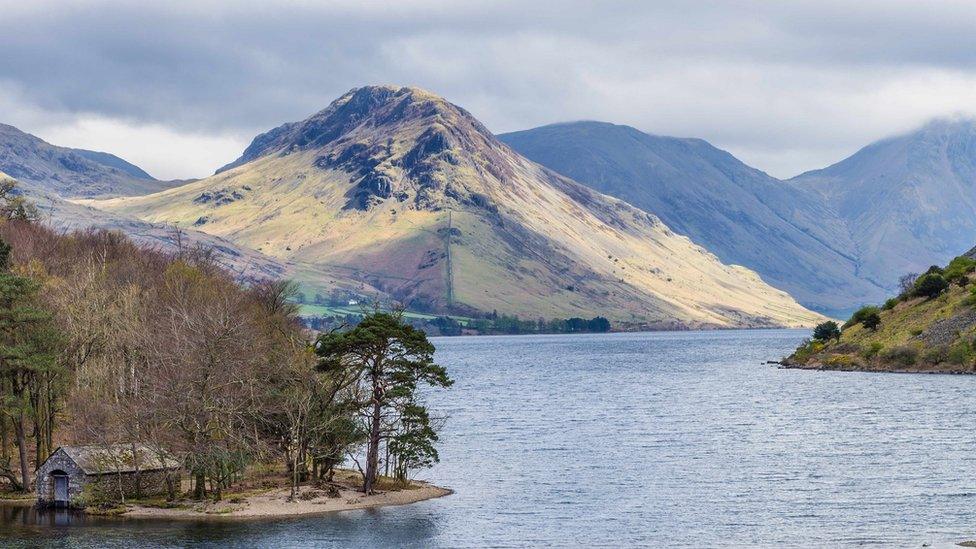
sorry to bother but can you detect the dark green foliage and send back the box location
[947,340,974,366]
[565,316,612,333]
[316,312,452,493]
[844,306,881,330]
[861,310,881,331]
[588,317,612,332]
[387,402,440,481]
[944,255,976,284]
[0,237,62,490]
[861,342,884,360]
[812,321,841,342]
[923,345,949,365]
[882,298,898,311]
[306,312,613,336]
[430,316,462,336]
[913,273,949,299]
[880,346,917,367]
[965,286,976,307]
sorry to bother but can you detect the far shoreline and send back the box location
[431,326,814,339]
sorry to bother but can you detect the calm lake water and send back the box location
[3,330,976,548]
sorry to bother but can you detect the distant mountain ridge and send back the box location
[790,118,976,286]
[73,149,153,179]
[500,121,886,317]
[80,85,823,328]
[15,91,975,324]
[0,123,179,197]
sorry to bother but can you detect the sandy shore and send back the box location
[121,480,451,519]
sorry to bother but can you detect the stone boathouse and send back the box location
[35,443,181,507]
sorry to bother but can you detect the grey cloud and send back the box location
[3,0,976,177]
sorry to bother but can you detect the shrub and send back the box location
[965,286,976,307]
[914,273,949,299]
[861,342,884,359]
[947,341,973,366]
[898,273,919,296]
[825,354,856,367]
[944,256,976,283]
[791,339,824,363]
[880,345,917,367]
[844,306,881,330]
[882,298,899,311]
[861,311,881,330]
[923,345,949,365]
[813,321,841,341]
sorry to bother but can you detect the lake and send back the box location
[3,329,976,547]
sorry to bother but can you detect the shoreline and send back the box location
[119,480,452,520]
[430,326,814,340]
[0,474,451,521]
[777,361,976,375]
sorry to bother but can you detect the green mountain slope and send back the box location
[79,86,823,328]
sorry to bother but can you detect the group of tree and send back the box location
[306,311,612,336]
[0,194,451,500]
[896,259,974,302]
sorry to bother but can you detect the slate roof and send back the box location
[57,443,181,474]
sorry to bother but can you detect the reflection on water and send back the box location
[1,504,89,527]
[3,330,976,548]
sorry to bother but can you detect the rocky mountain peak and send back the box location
[218,85,516,211]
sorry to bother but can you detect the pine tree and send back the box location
[0,237,60,491]
[315,311,452,494]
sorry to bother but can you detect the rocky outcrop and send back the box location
[193,186,250,206]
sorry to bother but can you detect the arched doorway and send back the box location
[49,470,69,507]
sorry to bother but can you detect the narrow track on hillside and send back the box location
[445,209,454,307]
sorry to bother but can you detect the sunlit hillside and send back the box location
[81,86,824,328]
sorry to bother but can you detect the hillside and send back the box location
[0,123,179,197]
[783,249,976,373]
[500,122,885,316]
[791,118,976,288]
[2,170,386,303]
[79,85,823,328]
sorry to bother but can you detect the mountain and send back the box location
[80,85,822,328]
[0,123,178,197]
[72,149,153,179]
[790,118,976,286]
[499,121,885,317]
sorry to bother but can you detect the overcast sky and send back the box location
[3,0,976,180]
